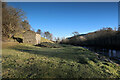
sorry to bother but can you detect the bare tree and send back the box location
[72,31,79,36]
[36,29,41,34]
[2,2,26,38]
[118,25,120,31]
[44,31,53,40]
[21,20,31,31]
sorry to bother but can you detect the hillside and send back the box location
[41,37,54,43]
[2,42,120,78]
[61,30,120,49]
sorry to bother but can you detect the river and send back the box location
[82,46,120,58]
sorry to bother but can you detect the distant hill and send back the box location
[61,29,120,49]
[67,34,87,39]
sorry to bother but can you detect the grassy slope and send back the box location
[41,37,54,43]
[2,42,120,78]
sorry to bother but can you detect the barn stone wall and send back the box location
[23,31,41,45]
[23,31,36,44]
[36,34,41,44]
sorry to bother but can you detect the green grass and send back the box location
[41,37,54,43]
[2,42,120,78]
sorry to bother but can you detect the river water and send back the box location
[82,46,120,58]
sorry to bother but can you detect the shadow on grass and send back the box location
[4,45,116,78]
[10,45,91,63]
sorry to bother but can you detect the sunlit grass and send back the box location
[41,37,54,43]
[2,42,120,78]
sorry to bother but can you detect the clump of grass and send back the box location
[89,56,98,63]
[77,56,88,64]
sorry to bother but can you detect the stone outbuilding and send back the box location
[23,30,41,45]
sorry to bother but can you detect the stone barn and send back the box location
[23,30,41,45]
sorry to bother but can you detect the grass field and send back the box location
[2,42,120,78]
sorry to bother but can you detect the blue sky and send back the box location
[8,2,118,38]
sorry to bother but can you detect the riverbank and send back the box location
[2,42,120,78]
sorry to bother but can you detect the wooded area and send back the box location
[61,27,120,49]
[2,3,30,39]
